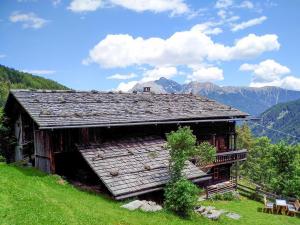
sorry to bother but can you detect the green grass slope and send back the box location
[252,98,300,143]
[0,163,299,225]
[0,65,68,107]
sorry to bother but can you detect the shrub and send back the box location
[164,178,200,217]
[0,154,5,162]
[210,191,240,201]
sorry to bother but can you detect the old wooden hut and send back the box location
[4,89,248,199]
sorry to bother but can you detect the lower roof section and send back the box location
[78,136,211,200]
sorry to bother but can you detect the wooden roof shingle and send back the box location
[77,136,210,199]
[9,89,248,129]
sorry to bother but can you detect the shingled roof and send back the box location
[77,136,210,199]
[8,89,248,129]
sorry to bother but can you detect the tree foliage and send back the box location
[238,125,300,198]
[166,126,196,182]
[194,141,216,168]
[164,127,200,217]
[0,65,68,107]
[237,123,254,150]
[164,178,199,218]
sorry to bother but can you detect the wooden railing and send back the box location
[214,149,247,165]
[237,183,297,202]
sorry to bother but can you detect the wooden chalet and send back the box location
[4,89,249,200]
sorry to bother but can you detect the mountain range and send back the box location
[132,77,300,116]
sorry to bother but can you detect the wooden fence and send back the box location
[237,183,297,202]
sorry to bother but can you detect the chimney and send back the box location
[143,87,151,93]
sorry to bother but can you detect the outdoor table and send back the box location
[276,199,287,214]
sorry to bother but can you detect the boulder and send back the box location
[226,212,241,220]
[140,201,162,212]
[121,200,162,212]
[121,200,144,211]
[205,210,222,220]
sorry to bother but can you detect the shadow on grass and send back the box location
[9,162,47,177]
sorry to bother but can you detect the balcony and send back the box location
[202,149,247,168]
[215,149,247,165]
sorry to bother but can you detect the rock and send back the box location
[226,212,241,220]
[205,210,222,220]
[205,206,215,212]
[121,200,144,211]
[196,206,226,221]
[195,206,206,213]
[140,201,162,212]
[121,200,162,212]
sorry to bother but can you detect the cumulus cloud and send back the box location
[84,25,280,68]
[22,69,56,75]
[238,1,254,9]
[250,76,300,91]
[240,59,300,91]
[110,0,189,15]
[240,59,290,82]
[231,16,267,32]
[115,80,138,92]
[68,0,102,12]
[215,0,233,9]
[141,66,178,82]
[107,73,137,80]
[187,66,224,82]
[191,22,223,35]
[68,0,189,15]
[9,11,49,29]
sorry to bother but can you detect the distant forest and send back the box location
[252,99,300,144]
[0,65,68,107]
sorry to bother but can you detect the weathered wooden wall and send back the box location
[34,130,55,173]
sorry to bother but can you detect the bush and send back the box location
[164,178,200,217]
[0,154,5,162]
[210,191,240,201]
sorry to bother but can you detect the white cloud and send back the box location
[240,59,290,82]
[68,0,102,12]
[141,66,178,82]
[215,0,233,9]
[84,26,280,68]
[191,22,223,36]
[231,16,267,32]
[250,76,300,91]
[187,66,224,82]
[107,73,137,80]
[238,1,254,9]
[217,9,227,19]
[110,0,189,15]
[240,59,300,91]
[0,54,6,58]
[115,80,138,92]
[22,70,56,75]
[68,0,189,15]
[9,12,48,29]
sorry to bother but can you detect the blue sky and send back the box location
[0,0,300,91]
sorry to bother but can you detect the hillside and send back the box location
[252,99,300,144]
[0,163,299,225]
[0,65,68,107]
[132,78,300,116]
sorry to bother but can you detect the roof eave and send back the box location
[38,116,249,130]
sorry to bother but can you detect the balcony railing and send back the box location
[201,149,247,168]
[214,149,247,165]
